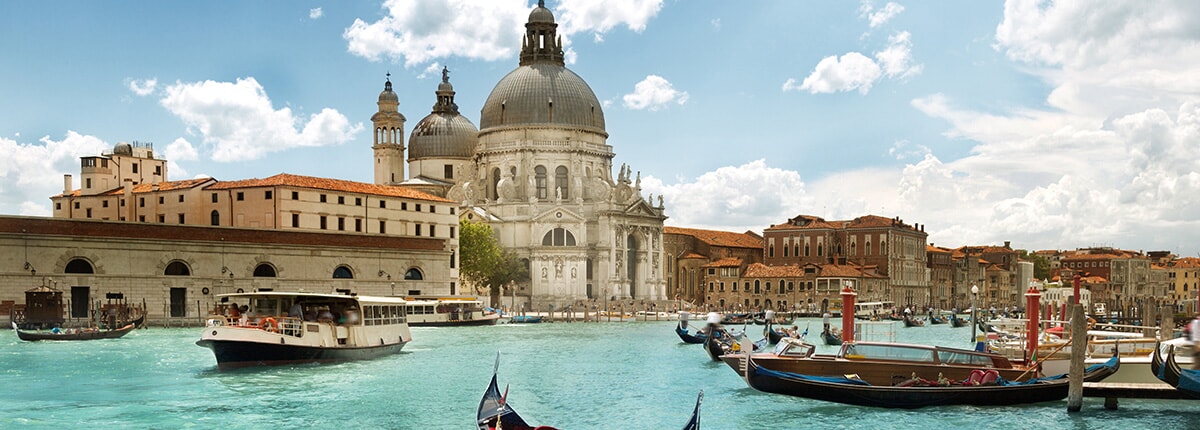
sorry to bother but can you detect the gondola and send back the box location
[1150,342,1200,399]
[927,315,947,325]
[477,353,557,430]
[741,350,1120,409]
[764,324,784,345]
[703,323,761,361]
[820,328,843,346]
[676,323,708,344]
[13,321,137,341]
[903,315,924,327]
[681,390,702,430]
[949,314,970,328]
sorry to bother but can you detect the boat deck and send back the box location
[1082,382,1193,409]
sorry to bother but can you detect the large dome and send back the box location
[479,64,606,132]
[409,113,478,159]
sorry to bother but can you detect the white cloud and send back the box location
[417,62,442,79]
[164,137,199,179]
[309,8,323,20]
[622,75,688,111]
[788,52,882,94]
[159,77,363,162]
[343,0,529,67]
[644,159,811,232]
[0,132,109,216]
[875,31,922,79]
[128,78,158,96]
[861,1,905,28]
[556,0,663,35]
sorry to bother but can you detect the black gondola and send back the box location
[949,314,970,328]
[681,390,702,430]
[703,323,760,361]
[1150,342,1200,399]
[477,353,557,430]
[13,321,137,341]
[741,350,1119,409]
[820,328,843,346]
[903,315,925,327]
[676,323,708,344]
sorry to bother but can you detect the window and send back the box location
[211,193,218,203]
[291,213,299,227]
[320,216,327,230]
[169,288,186,318]
[178,213,185,224]
[444,164,454,179]
[429,205,435,213]
[541,228,576,246]
[404,268,423,280]
[338,196,345,204]
[253,264,277,277]
[401,202,408,210]
[379,220,386,234]
[265,190,273,199]
[85,208,92,218]
[415,224,422,236]
[292,191,299,200]
[65,258,94,274]
[555,166,568,199]
[210,210,220,226]
[355,197,362,206]
[164,261,191,276]
[132,163,139,173]
[55,203,61,210]
[450,251,456,268]
[379,200,387,208]
[333,266,353,279]
[429,225,435,237]
[236,192,244,201]
[139,197,144,207]
[450,226,456,238]
[338,217,345,231]
[86,178,91,188]
[158,196,164,204]
[416,204,422,212]
[154,165,161,175]
[320,194,327,203]
[74,201,80,209]
[535,166,547,199]
[178,195,184,203]
[355,218,362,232]
[102,200,109,208]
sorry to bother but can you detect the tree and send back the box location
[459,219,528,306]
[1018,250,1052,280]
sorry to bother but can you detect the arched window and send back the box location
[333,266,353,279]
[555,166,568,199]
[253,263,277,277]
[491,167,501,200]
[65,258,94,274]
[404,268,423,280]
[541,228,576,246]
[534,166,547,199]
[754,280,761,294]
[210,210,220,226]
[164,261,191,276]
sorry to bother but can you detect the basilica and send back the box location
[375,1,668,307]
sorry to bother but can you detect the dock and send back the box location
[1083,382,1193,409]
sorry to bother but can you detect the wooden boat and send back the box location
[681,390,702,430]
[509,315,544,324]
[720,337,1035,385]
[477,353,557,430]
[740,350,1120,409]
[1150,342,1200,398]
[703,323,759,361]
[764,324,784,345]
[949,314,970,328]
[195,291,412,369]
[405,297,500,327]
[903,315,925,327]
[13,321,136,341]
[676,323,707,344]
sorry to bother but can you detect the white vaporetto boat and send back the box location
[196,291,412,369]
[404,296,500,327]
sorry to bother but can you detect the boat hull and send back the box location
[409,314,500,327]
[196,338,407,369]
[15,323,136,341]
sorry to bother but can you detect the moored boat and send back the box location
[477,353,557,430]
[740,350,1119,409]
[509,315,544,324]
[405,296,500,327]
[675,312,707,344]
[720,337,1035,385]
[13,321,137,341]
[1151,341,1200,398]
[195,291,412,369]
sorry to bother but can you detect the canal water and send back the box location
[0,318,1194,429]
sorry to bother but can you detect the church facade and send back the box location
[373,2,668,307]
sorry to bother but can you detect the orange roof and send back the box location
[765,213,921,232]
[1171,257,1200,269]
[701,257,743,268]
[207,173,452,203]
[679,252,708,260]
[664,226,763,248]
[743,263,802,278]
[55,177,216,197]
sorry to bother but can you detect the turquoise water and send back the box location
[0,318,1196,429]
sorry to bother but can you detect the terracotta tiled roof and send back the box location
[926,245,951,253]
[1170,257,1200,269]
[765,213,921,232]
[743,263,802,278]
[664,226,763,248]
[701,257,743,268]
[207,173,452,203]
[54,177,216,198]
[679,252,708,260]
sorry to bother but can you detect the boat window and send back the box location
[938,350,994,367]
[848,344,935,362]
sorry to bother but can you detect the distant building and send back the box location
[663,226,763,307]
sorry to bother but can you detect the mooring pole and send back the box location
[1067,303,1086,412]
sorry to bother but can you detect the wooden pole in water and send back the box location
[840,283,856,342]
[1067,303,1086,412]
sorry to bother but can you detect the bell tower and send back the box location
[372,73,406,185]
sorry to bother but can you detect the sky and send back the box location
[3,1,1200,256]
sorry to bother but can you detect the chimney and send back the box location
[124,179,134,222]
[1004,241,1011,249]
[64,174,72,195]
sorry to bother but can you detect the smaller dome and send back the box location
[379,80,399,104]
[113,142,133,156]
[409,114,478,159]
[438,81,453,92]
[529,3,554,23]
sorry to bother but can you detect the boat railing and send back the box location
[205,314,306,337]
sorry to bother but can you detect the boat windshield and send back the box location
[843,344,935,362]
[774,339,815,357]
[937,350,995,367]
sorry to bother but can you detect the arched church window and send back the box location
[404,268,423,280]
[541,228,576,246]
[210,210,220,226]
[164,261,191,276]
[65,258,94,274]
[535,166,547,199]
[555,166,569,199]
[253,263,277,277]
[333,265,353,279]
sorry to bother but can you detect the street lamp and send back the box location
[970,284,979,345]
